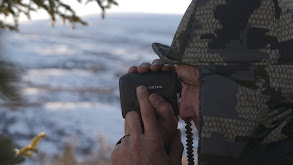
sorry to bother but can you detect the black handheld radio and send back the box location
[118,71,195,165]
[119,71,181,118]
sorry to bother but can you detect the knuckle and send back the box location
[164,63,173,67]
[111,146,123,161]
[130,65,136,68]
[130,136,142,152]
[141,109,154,119]
[157,101,173,112]
[128,66,137,73]
[140,62,150,67]
[162,64,176,71]
[142,62,150,65]
[149,93,156,99]
[150,141,164,152]
[111,149,118,161]
[125,111,139,121]
[144,128,155,136]
[137,91,149,100]
[119,145,129,157]
[152,59,162,64]
[132,135,140,145]
[137,63,150,73]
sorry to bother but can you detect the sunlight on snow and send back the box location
[33,45,75,56]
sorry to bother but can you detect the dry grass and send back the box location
[56,147,189,165]
[30,135,193,165]
[56,135,112,165]
[30,135,112,165]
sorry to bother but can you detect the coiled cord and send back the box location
[185,121,194,165]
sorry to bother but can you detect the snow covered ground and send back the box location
[0,13,197,160]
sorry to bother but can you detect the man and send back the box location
[112,0,293,164]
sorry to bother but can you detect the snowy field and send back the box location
[0,13,197,160]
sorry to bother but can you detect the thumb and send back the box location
[169,129,184,165]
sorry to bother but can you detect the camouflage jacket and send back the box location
[152,0,293,164]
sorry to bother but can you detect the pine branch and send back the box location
[0,136,25,165]
[0,0,119,30]
[0,60,21,102]
[0,31,21,102]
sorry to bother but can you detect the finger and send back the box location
[150,59,164,72]
[111,147,119,165]
[128,66,138,73]
[136,85,160,136]
[116,133,131,146]
[169,129,183,162]
[125,111,142,136]
[149,93,177,122]
[124,121,129,135]
[161,64,176,72]
[117,145,130,165]
[149,93,178,147]
[137,62,150,73]
[121,135,130,145]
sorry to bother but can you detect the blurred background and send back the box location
[0,0,197,164]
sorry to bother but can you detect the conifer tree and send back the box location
[0,1,118,164]
[0,31,21,102]
[0,0,118,30]
[0,31,23,164]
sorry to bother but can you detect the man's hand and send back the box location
[128,59,179,150]
[111,85,183,165]
[128,59,176,73]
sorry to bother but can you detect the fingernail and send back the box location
[137,85,146,93]
[164,64,173,67]
[152,61,163,66]
[150,94,162,108]
[140,63,149,68]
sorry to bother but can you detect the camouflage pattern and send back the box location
[152,0,293,164]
